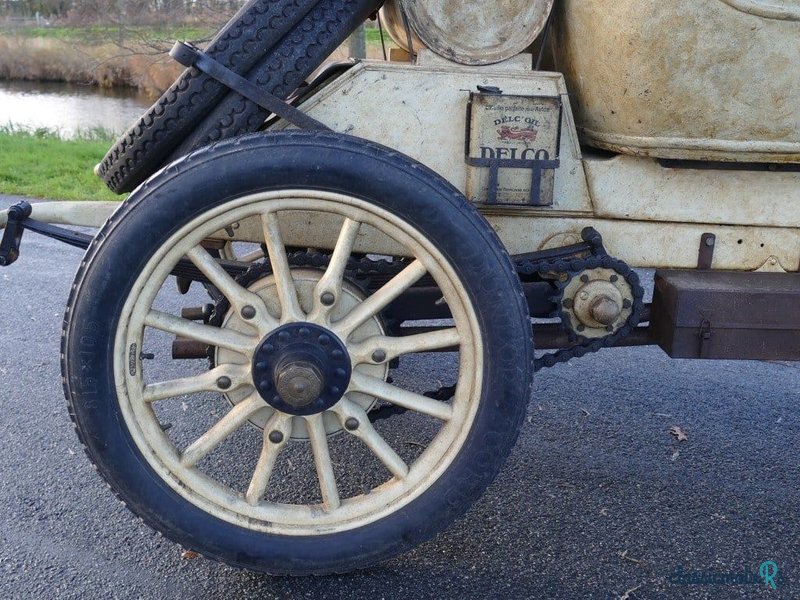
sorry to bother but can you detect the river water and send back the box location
[0,80,151,137]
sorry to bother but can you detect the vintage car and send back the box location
[0,0,797,575]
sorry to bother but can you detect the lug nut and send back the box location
[371,349,387,363]
[344,418,360,431]
[320,292,336,306]
[268,430,284,444]
[216,376,232,390]
[241,305,257,320]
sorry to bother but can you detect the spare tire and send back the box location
[98,0,379,194]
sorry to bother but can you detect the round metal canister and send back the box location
[552,0,800,163]
[379,0,426,55]
[381,0,554,65]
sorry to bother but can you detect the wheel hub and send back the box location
[252,323,351,416]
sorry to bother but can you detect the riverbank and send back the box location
[0,35,185,97]
[0,26,392,97]
[0,127,120,201]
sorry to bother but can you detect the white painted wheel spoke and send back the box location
[245,413,293,506]
[262,212,304,323]
[145,310,254,355]
[310,218,361,320]
[186,246,276,328]
[350,328,461,365]
[181,395,264,468]
[334,260,427,339]
[305,414,341,511]
[334,399,408,479]
[143,364,250,403]
[349,371,453,421]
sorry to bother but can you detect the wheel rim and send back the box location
[114,190,484,536]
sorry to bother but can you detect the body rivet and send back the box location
[268,431,284,444]
[241,305,257,320]
[216,376,232,390]
[345,418,359,431]
[371,349,387,363]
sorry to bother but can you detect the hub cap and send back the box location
[252,323,351,416]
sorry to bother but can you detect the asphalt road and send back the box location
[0,195,798,599]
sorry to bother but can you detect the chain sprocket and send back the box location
[205,228,644,414]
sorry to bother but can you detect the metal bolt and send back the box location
[705,237,715,247]
[577,324,586,332]
[299,327,310,337]
[580,291,590,301]
[320,292,336,306]
[580,274,590,283]
[562,298,574,309]
[330,386,341,396]
[216,376,232,390]
[318,334,331,345]
[609,275,619,283]
[622,299,632,309]
[371,349,387,363]
[241,305,257,320]
[344,418,360,431]
[331,349,344,360]
[256,361,268,371]
[335,368,347,379]
[278,331,290,343]
[606,325,615,332]
[268,430,284,444]
[590,296,621,326]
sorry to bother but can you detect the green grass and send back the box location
[0,126,122,201]
[365,27,385,44]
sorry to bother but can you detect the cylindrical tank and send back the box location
[552,0,800,163]
[382,0,554,65]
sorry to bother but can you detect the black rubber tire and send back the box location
[98,0,379,195]
[63,131,534,575]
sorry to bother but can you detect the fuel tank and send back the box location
[552,0,800,163]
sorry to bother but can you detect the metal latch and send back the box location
[698,319,713,358]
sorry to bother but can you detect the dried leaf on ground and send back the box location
[669,426,688,442]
